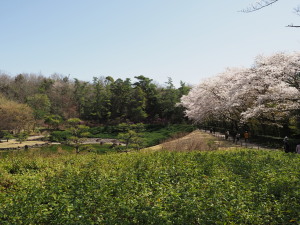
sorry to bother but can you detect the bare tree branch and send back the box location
[294,6,300,16]
[242,0,300,27]
[287,24,300,28]
[241,0,279,13]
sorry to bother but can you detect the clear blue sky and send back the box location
[0,0,299,86]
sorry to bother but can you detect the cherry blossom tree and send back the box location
[181,67,249,130]
[180,52,300,133]
[240,53,300,125]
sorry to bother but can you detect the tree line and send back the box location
[0,73,190,133]
[180,52,300,138]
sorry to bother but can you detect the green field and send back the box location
[0,148,300,224]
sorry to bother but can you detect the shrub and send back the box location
[49,130,72,142]
[0,149,300,224]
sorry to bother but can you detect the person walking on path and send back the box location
[283,136,290,153]
[244,131,249,143]
[225,131,229,140]
[235,133,240,144]
[296,144,300,154]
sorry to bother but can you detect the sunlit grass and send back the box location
[0,139,46,149]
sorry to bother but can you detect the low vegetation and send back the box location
[0,146,299,224]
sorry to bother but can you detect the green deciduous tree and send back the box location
[110,78,132,123]
[134,75,160,121]
[159,77,183,123]
[16,132,28,144]
[128,86,147,123]
[117,123,145,150]
[2,131,14,142]
[44,114,63,130]
[66,118,90,153]
[27,94,51,121]
[90,77,111,122]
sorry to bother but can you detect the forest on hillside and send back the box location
[0,74,190,134]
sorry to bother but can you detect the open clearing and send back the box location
[0,140,46,149]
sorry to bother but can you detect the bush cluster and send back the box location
[0,149,300,224]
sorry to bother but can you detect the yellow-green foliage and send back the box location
[0,149,300,224]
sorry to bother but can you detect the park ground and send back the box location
[0,129,280,152]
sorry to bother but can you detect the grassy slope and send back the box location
[0,148,300,224]
[143,130,217,152]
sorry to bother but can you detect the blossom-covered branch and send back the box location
[180,52,300,129]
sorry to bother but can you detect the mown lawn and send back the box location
[0,148,299,224]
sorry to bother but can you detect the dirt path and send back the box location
[142,129,275,152]
[142,130,214,152]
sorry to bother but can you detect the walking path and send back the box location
[0,130,281,151]
[143,129,281,152]
[142,130,213,152]
[202,130,280,151]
